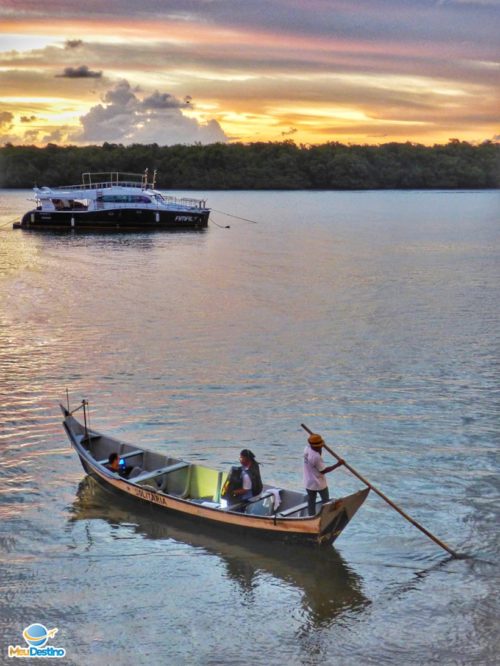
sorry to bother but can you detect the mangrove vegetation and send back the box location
[0,140,498,190]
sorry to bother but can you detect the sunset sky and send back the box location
[0,0,498,147]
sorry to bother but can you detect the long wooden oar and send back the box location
[301,423,460,559]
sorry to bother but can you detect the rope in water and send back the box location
[0,217,19,229]
[210,208,260,224]
[210,216,231,229]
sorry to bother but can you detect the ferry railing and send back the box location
[43,186,206,209]
[162,196,207,209]
[50,180,150,191]
[91,200,207,210]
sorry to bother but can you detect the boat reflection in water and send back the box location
[69,477,369,629]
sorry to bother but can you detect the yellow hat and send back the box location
[308,433,324,447]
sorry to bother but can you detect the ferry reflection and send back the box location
[32,227,206,246]
[70,477,369,627]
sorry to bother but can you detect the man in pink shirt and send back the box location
[303,433,344,516]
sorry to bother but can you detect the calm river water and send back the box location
[0,189,499,665]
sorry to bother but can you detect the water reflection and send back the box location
[69,477,369,628]
[30,227,207,246]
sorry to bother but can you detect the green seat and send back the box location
[185,466,224,502]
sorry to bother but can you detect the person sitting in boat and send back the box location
[106,452,120,472]
[231,449,263,501]
[304,434,344,516]
[105,452,141,479]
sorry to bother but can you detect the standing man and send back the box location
[303,433,344,516]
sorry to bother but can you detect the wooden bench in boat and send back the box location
[96,449,144,465]
[277,498,322,517]
[129,461,189,484]
[222,490,282,516]
[75,432,102,445]
[278,501,308,517]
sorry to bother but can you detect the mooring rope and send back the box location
[210,216,231,229]
[0,217,19,229]
[210,208,260,224]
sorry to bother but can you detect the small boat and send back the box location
[62,403,369,546]
[14,170,209,231]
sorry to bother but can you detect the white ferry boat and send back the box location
[14,170,210,231]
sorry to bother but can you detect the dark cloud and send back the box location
[1,1,498,53]
[0,111,14,127]
[141,91,188,110]
[20,115,37,122]
[42,128,65,144]
[57,65,102,78]
[22,129,41,143]
[65,39,83,49]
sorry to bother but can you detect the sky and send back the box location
[0,0,498,147]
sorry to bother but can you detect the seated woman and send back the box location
[231,449,263,501]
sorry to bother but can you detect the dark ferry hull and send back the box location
[16,207,209,231]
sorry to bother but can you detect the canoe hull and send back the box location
[63,407,369,546]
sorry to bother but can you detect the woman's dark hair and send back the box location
[108,452,119,464]
[240,449,258,464]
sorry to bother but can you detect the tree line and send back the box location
[0,140,497,190]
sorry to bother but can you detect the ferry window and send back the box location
[98,194,151,203]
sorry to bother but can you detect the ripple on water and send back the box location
[0,190,499,664]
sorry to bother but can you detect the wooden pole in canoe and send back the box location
[301,423,460,559]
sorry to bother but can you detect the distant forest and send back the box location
[0,140,498,190]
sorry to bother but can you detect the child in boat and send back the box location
[105,452,141,479]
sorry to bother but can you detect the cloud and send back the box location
[102,79,136,106]
[21,129,40,143]
[74,79,227,145]
[41,128,65,143]
[0,2,498,145]
[1,1,498,53]
[57,65,102,78]
[20,115,37,122]
[65,39,83,49]
[141,91,188,110]
[0,111,14,128]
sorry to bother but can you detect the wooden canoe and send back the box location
[61,404,369,546]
